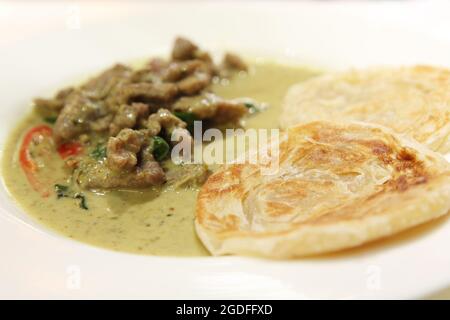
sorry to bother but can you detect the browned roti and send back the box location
[280,66,450,154]
[195,121,450,258]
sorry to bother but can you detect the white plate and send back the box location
[0,1,449,299]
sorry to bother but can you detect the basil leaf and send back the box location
[152,136,170,162]
[54,184,88,210]
[75,193,88,210]
[90,144,107,160]
[54,184,69,198]
[173,111,197,132]
[44,116,57,124]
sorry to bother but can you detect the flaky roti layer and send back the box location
[280,66,450,154]
[195,121,450,258]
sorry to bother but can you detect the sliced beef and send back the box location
[107,129,145,171]
[165,163,210,188]
[110,82,178,107]
[177,72,211,96]
[172,37,199,60]
[162,60,214,95]
[222,53,248,71]
[129,68,161,84]
[212,99,249,124]
[146,108,187,136]
[109,103,150,136]
[34,87,75,116]
[194,50,213,64]
[53,92,109,143]
[81,64,132,100]
[74,128,167,189]
[76,154,166,189]
[129,58,170,84]
[138,146,167,185]
[172,95,216,119]
[90,114,114,132]
[172,93,248,123]
[53,64,133,143]
[162,60,208,82]
[148,57,170,73]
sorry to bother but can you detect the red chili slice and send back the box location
[57,141,83,159]
[19,125,83,197]
[19,125,53,197]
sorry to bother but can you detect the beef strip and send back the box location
[109,103,150,136]
[194,50,213,64]
[148,57,170,73]
[172,93,248,123]
[131,59,214,97]
[162,60,214,95]
[171,37,199,60]
[34,87,75,116]
[177,72,211,96]
[145,108,193,147]
[54,92,109,143]
[81,64,132,100]
[171,37,216,65]
[76,153,166,189]
[107,129,146,171]
[165,162,210,188]
[109,82,178,107]
[146,108,187,136]
[139,146,167,185]
[105,109,188,177]
[172,95,216,119]
[129,58,170,84]
[53,64,133,143]
[162,60,200,82]
[90,114,114,132]
[130,68,162,84]
[77,128,166,189]
[161,60,214,98]
[222,53,248,71]
[212,99,249,124]
[128,58,171,84]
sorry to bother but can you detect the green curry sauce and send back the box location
[2,62,317,256]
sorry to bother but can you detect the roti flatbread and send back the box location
[280,66,450,154]
[195,121,450,258]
